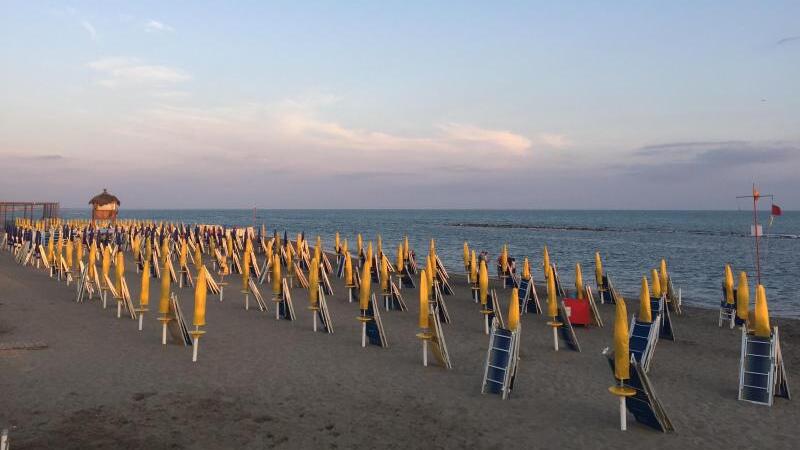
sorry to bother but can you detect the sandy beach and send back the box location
[1,249,798,449]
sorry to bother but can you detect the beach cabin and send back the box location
[89,189,120,226]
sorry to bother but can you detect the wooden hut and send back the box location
[89,189,120,225]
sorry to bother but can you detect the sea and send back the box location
[61,209,800,318]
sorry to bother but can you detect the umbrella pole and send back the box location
[423,340,428,367]
[361,322,366,348]
[138,313,144,331]
[552,326,559,351]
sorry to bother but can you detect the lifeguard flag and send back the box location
[771,204,782,216]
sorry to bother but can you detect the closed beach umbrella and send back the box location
[500,245,508,274]
[613,296,630,381]
[357,233,363,256]
[242,247,251,291]
[639,277,652,323]
[88,242,97,279]
[547,265,558,318]
[140,261,150,307]
[650,269,662,298]
[194,244,202,269]
[65,238,73,270]
[508,288,520,331]
[736,272,750,322]
[754,284,771,338]
[102,246,111,280]
[366,241,373,264]
[522,257,531,281]
[115,251,124,294]
[179,239,188,268]
[309,256,319,306]
[335,232,340,253]
[419,269,429,329]
[341,238,348,255]
[724,264,735,304]
[659,259,668,293]
[463,242,469,268]
[272,253,281,296]
[426,256,434,291]
[574,263,584,299]
[380,256,389,293]
[543,246,551,278]
[479,260,488,305]
[344,252,353,286]
[315,235,322,262]
[377,234,383,257]
[595,252,603,285]
[359,260,372,310]
[194,267,207,326]
[470,250,477,284]
[396,244,404,272]
[403,236,410,259]
[158,257,170,314]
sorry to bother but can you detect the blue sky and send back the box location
[1,1,798,209]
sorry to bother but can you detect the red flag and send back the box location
[771,204,782,216]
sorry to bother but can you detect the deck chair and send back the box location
[363,293,389,348]
[557,298,581,352]
[603,349,675,432]
[739,326,791,406]
[629,313,661,373]
[481,321,521,399]
[428,304,453,369]
[651,296,675,341]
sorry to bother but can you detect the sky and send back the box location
[1,1,798,209]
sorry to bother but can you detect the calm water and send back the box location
[61,209,800,317]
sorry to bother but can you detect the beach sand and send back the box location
[1,250,798,449]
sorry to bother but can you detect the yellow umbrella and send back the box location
[419,269,429,329]
[463,242,470,268]
[508,288,520,331]
[396,244,404,272]
[359,259,372,311]
[75,239,83,267]
[613,295,631,382]
[315,235,322,262]
[522,257,531,281]
[309,256,319,307]
[595,252,603,285]
[140,260,150,308]
[102,245,111,283]
[87,242,97,279]
[271,253,281,296]
[115,250,124,295]
[341,238,348,255]
[724,264,735,304]
[500,245,508,274]
[547,265,558,318]
[194,244,202,269]
[194,267,207,326]
[366,241,373,264]
[344,252,353,286]
[377,234,383,257]
[158,257,171,315]
[179,239,188,268]
[574,263,584,299]
[543,246,551,278]
[753,284,771,338]
[380,256,389,293]
[335,232,340,254]
[479,260,488,305]
[470,250,477,284]
[242,247,251,292]
[426,255,434,292]
[191,266,208,362]
[65,238,74,270]
[736,271,750,322]
[659,259,668,293]
[357,233,363,256]
[403,236,410,259]
[650,269,662,298]
[639,277,652,323]
[417,268,432,365]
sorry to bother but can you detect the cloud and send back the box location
[537,133,571,149]
[776,35,800,46]
[144,20,174,33]
[80,20,97,40]
[87,57,190,87]
[620,140,800,180]
[439,123,531,154]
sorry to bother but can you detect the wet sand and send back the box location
[1,250,799,449]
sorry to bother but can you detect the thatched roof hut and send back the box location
[89,189,120,207]
[89,189,120,224]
